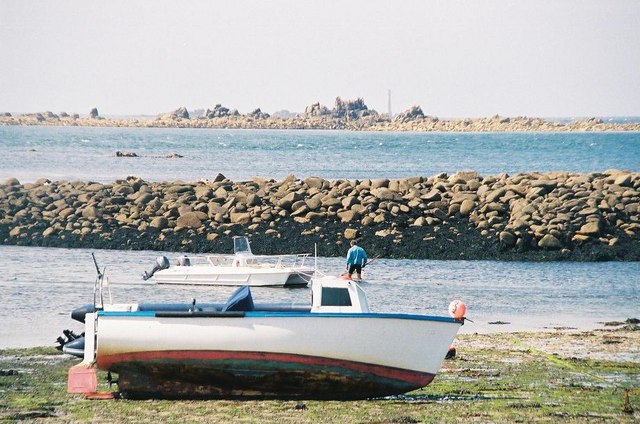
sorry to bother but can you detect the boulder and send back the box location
[538,234,562,250]
[167,107,189,119]
[371,179,390,189]
[486,187,507,203]
[134,193,154,206]
[305,196,322,211]
[305,211,326,221]
[277,192,302,210]
[230,212,251,224]
[43,226,57,237]
[499,231,517,247]
[195,186,213,200]
[176,212,202,228]
[393,105,424,122]
[459,199,476,216]
[246,193,262,207]
[451,171,480,183]
[361,215,374,226]
[342,196,359,209]
[203,104,231,118]
[572,234,591,243]
[116,151,138,157]
[321,195,342,208]
[451,193,478,204]
[578,221,602,236]
[165,185,193,195]
[344,228,359,239]
[214,186,229,199]
[422,189,441,201]
[531,180,558,192]
[81,206,100,219]
[337,210,357,223]
[304,177,326,189]
[149,216,169,230]
[412,216,425,227]
[371,188,398,201]
[248,108,269,119]
[333,97,369,119]
[526,187,547,199]
[448,203,461,216]
[613,173,632,187]
[213,173,227,183]
[304,102,331,117]
[291,205,309,217]
[58,207,75,219]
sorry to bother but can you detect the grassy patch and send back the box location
[1,331,638,423]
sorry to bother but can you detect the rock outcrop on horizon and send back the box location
[394,105,426,123]
[2,97,639,131]
[1,171,638,261]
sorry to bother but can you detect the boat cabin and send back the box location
[75,274,370,328]
[311,275,369,313]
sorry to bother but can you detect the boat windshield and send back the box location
[233,237,252,255]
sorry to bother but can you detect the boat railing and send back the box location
[205,255,234,266]
[249,253,311,269]
[91,253,112,309]
[184,253,312,269]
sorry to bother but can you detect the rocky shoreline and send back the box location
[3,98,640,132]
[1,171,638,261]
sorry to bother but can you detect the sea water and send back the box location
[0,127,639,348]
[1,126,639,183]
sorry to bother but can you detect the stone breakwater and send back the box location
[1,171,638,261]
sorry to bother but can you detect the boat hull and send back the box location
[106,350,435,399]
[94,312,461,399]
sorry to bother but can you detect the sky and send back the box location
[1,0,639,118]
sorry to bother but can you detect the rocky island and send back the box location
[1,170,638,260]
[2,97,640,132]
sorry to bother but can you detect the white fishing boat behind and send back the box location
[142,236,314,287]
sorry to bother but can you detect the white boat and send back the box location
[142,236,314,287]
[67,266,465,399]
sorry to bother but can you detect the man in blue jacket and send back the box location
[346,240,368,280]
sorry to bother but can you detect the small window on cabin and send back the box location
[321,287,352,306]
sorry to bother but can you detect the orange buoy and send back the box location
[448,299,467,319]
[445,345,457,359]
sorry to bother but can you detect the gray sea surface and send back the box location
[1,127,639,183]
[0,245,638,348]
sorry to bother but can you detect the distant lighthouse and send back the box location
[387,89,392,120]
